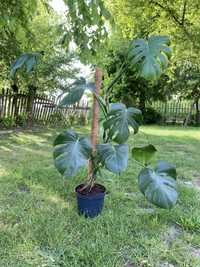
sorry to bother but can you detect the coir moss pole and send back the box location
[89,68,103,178]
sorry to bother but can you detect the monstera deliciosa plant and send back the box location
[53,35,178,217]
[11,36,178,218]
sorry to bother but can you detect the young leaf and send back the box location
[132,144,157,166]
[59,77,87,107]
[138,162,177,209]
[59,77,101,108]
[53,130,92,177]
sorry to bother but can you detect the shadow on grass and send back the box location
[0,126,200,205]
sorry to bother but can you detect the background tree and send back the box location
[171,60,200,126]
[0,1,51,85]
[105,0,200,61]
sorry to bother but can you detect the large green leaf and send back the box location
[103,103,142,144]
[132,144,157,166]
[97,143,128,174]
[53,130,92,177]
[10,52,41,78]
[138,162,177,209]
[59,78,96,107]
[129,36,172,80]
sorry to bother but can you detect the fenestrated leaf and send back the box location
[59,78,96,107]
[10,54,29,78]
[155,161,177,180]
[10,52,41,78]
[132,144,157,166]
[97,143,128,174]
[53,130,92,177]
[129,36,172,81]
[103,103,142,144]
[138,162,178,209]
[59,77,87,107]
[26,55,37,72]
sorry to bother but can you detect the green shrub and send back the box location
[76,113,87,126]
[143,107,162,124]
[187,114,200,126]
[49,111,69,127]
[68,113,76,126]
[15,113,28,127]
[0,116,16,129]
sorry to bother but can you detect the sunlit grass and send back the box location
[0,126,200,266]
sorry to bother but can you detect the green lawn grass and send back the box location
[0,126,200,267]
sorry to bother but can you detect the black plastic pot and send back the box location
[75,184,106,218]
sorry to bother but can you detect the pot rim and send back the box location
[75,183,106,199]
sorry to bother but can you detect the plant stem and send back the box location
[132,158,146,169]
[105,62,127,103]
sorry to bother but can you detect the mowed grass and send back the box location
[0,126,200,267]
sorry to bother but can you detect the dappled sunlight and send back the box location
[0,126,200,266]
[46,195,70,209]
[0,146,13,152]
[140,126,200,140]
[9,134,48,146]
[14,145,50,156]
[0,164,8,177]
[0,221,9,231]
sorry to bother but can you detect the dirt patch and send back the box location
[160,262,175,267]
[193,178,200,190]
[162,224,182,246]
[124,192,138,199]
[181,181,193,187]
[124,261,136,267]
[76,183,105,196]
[193,172,200,178]
[190,246,200,259]
[18,183,30,193]
[0,130,14,135]
[135,208,155,215]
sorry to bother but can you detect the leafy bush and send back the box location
[68,113,76,126]
[143,107,162,124]
[15,113,28,127]
[49,111,69,127]
[187,114,200,126]
[76,113,87,126]
[0,116,16,128]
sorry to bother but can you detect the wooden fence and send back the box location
[0,88,89,126]
[151,100,196,124]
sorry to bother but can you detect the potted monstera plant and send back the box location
[53,36,178,218]
[10,36,178,218]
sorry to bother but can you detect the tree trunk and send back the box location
[139,89,146,114]
[195,98,200,126]
[11,83,19,118]
[26,85,36,127]
[88,68,103,179]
